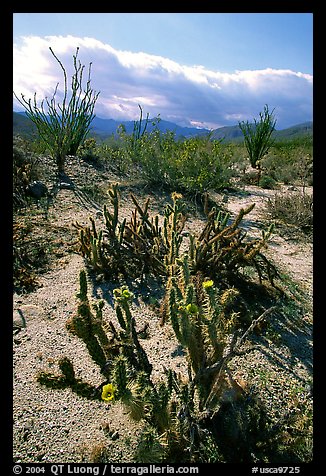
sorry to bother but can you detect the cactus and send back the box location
[161,257,246,409]
[73,185,188,280]
[66,270,108,369]
[134,426,165,463]
[61,264,277,461]
[74,185,279,293]
[188,201,279,287]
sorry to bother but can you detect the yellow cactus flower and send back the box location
[203,280,214,289]
[102,383,116,402]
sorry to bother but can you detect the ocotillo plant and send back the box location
[14,47,100,175]
[239,105,276,181]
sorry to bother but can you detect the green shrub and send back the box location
[259,174,277,189]
[77,137,99,162]
[262,142,313,187]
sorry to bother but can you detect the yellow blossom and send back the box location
[203,280,214,289]
[102,383,116,402]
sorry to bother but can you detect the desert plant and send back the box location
[106,277,277,462]
[74,185,280,295]
[262,140,313,187]
[37,266,282,462]
[115,107,235,193]
[174,135,234,193]
[239,105,276,181]
[187,199,279,288]
[66,269,109,368]
[259,174,277,190]
[65,272,153,381]
[266,191,313,237]
[14,47,100,175]
[73,185,186,280]
[77,137,99,162]
[13,136,42,210]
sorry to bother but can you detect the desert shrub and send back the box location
[173,136,235,193]
[98,136,133,175]
[132,128,180,188]
[263,141,313,187]
[266,191,313,237]
[13,218,48,292]
[113,107,235,193]
[13,136,42,210]
[240,168,261,185]
[259,174,277,189]
[77,137,99,162]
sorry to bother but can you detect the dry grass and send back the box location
[265,190,313,239]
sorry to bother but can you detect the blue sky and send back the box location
[13,13,313,130]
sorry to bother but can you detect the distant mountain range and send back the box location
[210,121,313,142]
[13,111,313,143]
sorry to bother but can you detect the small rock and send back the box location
[13,310,26,330]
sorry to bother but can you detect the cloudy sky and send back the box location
[13,13,313,130]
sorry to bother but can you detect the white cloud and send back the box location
[13,35,313,129]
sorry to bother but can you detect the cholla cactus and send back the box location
[163,192,186,269]
[73,185,186,280]
[74,184,129,278]
[189,201,278,287]
[66,269,109,369]
[162,256,243,409]
[63,268,275,462]
[74,185,279,291]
